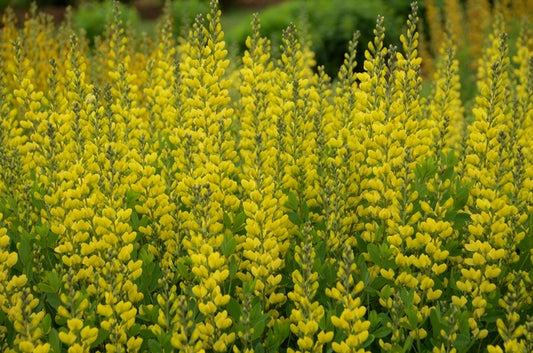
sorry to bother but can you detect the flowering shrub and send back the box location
[0,1,532,352]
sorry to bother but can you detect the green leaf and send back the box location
[454,333,470,349]
[176,259,191,280]
[355,234,369,252]
[139,244,154,263]
[126,189,141,208]
[221,234,237,256]
[91,328,110,349]
[162,337,174,353]
[367,243,380,264]
[266,320,290,351]
[131,210,140,229]
[285,191,299,211]
[368,310,380,326]
[415,157,437,184]
[148,263,162,292]
[140,327,156,341]
[250,297,262,319]
[372,326,391,338]
[223,212,232,229]
[484,309,504,323]
[429,308,442,340]
[252,314,271,341]
[301,200,310,221]
[406,307,418,330]
[49,328,61,353]
[229,255,238,280]
[36,223,50,244]
[41,313,52,334]
[454,184,470,210]
[362,333,375,348]
[46,292,61,310]
[19,231,33,266]
[46,271,61,292]
[38,282,55,293]
[233,211,246,233]
[44,231,59,249]
[457,311,470,334]
[226,298,242,321]
[288,211,302,226]
[400,288,414,307]
[255,342,265,353]
[402,335,414,352]
[372,278,392,295]
[128,323,141,336]
[442,165,455,181]
[138,305,159,323]
[148,339,163,353]
[359,258,371,287]
[453,212,471,225]
[515,232,532,272]
[244,279,257,295]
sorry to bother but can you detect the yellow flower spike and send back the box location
[0,1,529,351]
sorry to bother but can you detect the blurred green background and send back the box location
[0,0,416,77]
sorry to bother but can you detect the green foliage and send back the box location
[73,0,140,43]
[225,0,406,75]
[0,0,29,9]
[170,0,210,36]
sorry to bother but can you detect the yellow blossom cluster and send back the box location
[0,0,532,352]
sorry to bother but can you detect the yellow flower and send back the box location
[332,341,350,353]
[485,266,501,279]
[67,318,83,332]
[59,331,77,345]
[317,331,334,344]
[427,289,442,301]
[80,326,98,344]
[297,336,314,351]
[34,344,51,353]
[409,328,427,339]
[97,304,113,317]
[487,345,503,353]
[214,311,232,330]
[67,344,83,353]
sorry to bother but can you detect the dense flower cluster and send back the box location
[0,1,532,352]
